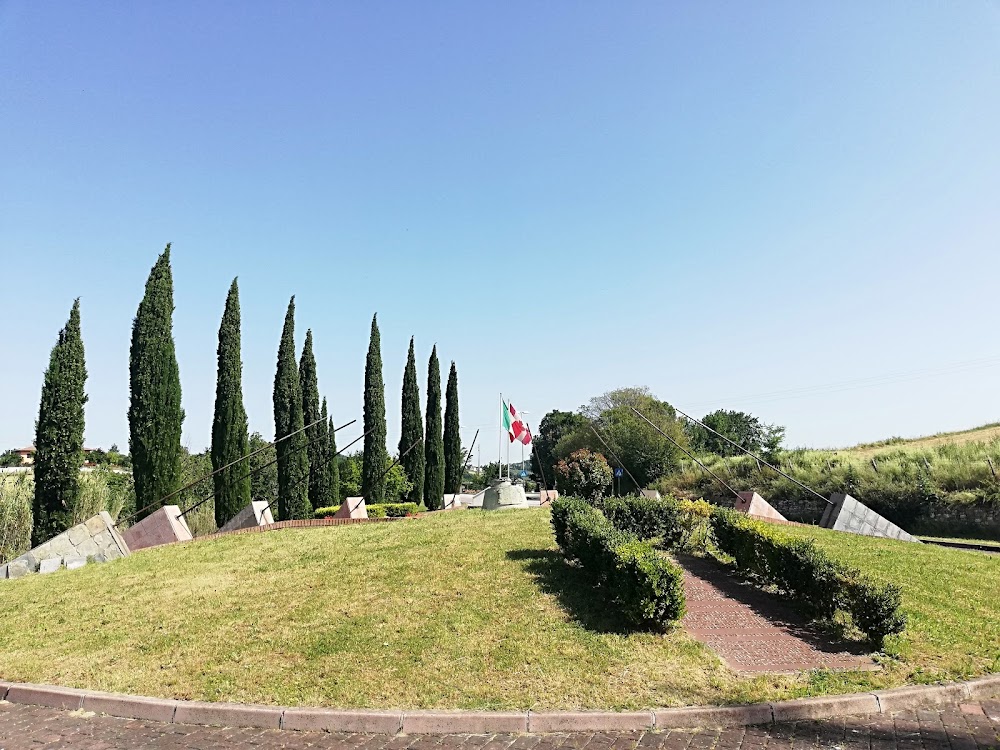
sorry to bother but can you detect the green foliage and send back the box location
[211,278,251,528]
[423,345,445,510]
[0,451,22,468]
[603,495,685,548]
[299,329,328,510]
[313,502,418,519]
[443,361,462,494]
[550,496,686,628]
[361,314,388,504]
[531,410,588,489]
[0,474,33,565]
[338,453,412,503]
[709,508,906,645]
[324,401,340,507]
[273,297,311,521]
[398,337,425,505]
[129,245,184,521]
[687,409,785,459]
[554,449,612,502]
[32,298,88,545]
[248,431,277,512]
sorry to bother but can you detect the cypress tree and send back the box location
[398,337,425,505]
[443,361,462,494]
[299,330,328,510]
[273,297,310,520]
[361,314,388,503]
[129,245,184,520]
[423,345,445,510]
[32,299,88,545]
[323,398,341,505]
[211,278,251,529]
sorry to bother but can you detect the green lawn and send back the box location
[1,509,997,709]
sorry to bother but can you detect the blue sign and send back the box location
[614,468,624,478]
[519,470,528,478]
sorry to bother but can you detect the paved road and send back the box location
[1,699,998,750]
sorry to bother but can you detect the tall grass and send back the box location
[0,473,33,565]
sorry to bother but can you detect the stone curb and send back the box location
[0,677,997,733]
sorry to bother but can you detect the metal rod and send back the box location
[588,423,642,493]
[448,428,479,510]
[526,422,551,495]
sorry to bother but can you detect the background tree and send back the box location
[273,297,310,520]
[443,361,462,494]
[299,329,328,510]
[554,448,613,502]
[530,410,588,489]
[32,299,87,545]
[324,399,340,505]
[340,452,412,502]
[211,278,251,528]
[423,345,445,509]
[361,314,388,503]
[248,431,278,511]
[686,409,785,460]
[129,246,184,520]
[398,337,424,505]
[0,451,23,468]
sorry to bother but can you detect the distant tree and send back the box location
[530,410,588,489]
[554,449,612,502]
[0,450,23,468]
[443,361,462,494]
[324,399,340,505]
[340,452,411,503]
[423,345,445,510]
[211,278,251,528]
[248,431,277,511]
[32,298,88,545]
[273,297,310,521]
[129,245,184,520]
[299,329,328,510]
[398,337,425,505]
[687,409,785,460]
[361,314,388,504]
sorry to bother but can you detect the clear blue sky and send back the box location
[2,2,999,458]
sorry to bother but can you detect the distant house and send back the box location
[12,445,101,466]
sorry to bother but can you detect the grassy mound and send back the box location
[0,510,998,709]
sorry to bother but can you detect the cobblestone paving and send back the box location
[1,700,998,749]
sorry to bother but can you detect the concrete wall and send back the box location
[1,511,130,580]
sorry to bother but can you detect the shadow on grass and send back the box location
[506,548,637,634]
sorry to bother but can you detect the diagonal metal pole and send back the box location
[588,422,642,493]
[447,429,479,510]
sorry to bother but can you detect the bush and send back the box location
[550,496,686,629]
[603,495,685,548]
[709,508,906,645]
[313,501,418,520]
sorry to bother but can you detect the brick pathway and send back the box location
[1,699,998,749]
[676,555,876,673]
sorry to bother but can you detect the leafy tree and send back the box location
[398,337,425,504]
[339,452,412,503]
[299,329,328,510]
[248,431,278,511]
[687,409,785,459]
[443,361,462,494]
[361,314,388,503]
[324,399,340,505]
[530,410,588,489]
[129,245,184,520]
[211,278,251,528]
[423,345,445,509]
[554,449,612,502]
[175,447,215,536]
[0,450,23,468]
[32,299,88,545]
[273,297,310,520]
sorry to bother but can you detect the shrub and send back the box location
[710,508,906,645]
[603,495,685,548]
[550,496,686,629]
[554,449,612,502]
[313,501,418,520]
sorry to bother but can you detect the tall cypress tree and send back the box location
[211,278,251,528]
[399,337,425,505]
[273,297,310,520]
[33,299,88,545]
[443,361,462,494]
[323,398,340,505]
[361,314,388,503]
[424,345,445,510]
[299,330,328,510]
[129,245,184,520]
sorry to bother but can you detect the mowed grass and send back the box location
[1,509,996,709]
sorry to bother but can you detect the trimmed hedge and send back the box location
[603,495,685,548]
[710,507,906,645]
[550,496,686,629]
[313,502,418,519]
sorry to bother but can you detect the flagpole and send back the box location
[498,392,503,484]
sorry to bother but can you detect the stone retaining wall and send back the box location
[1,511,130,579]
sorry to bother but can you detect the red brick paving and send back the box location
[676,555,876,673]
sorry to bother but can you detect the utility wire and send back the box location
[587,422,643,493]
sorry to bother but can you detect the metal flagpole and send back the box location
[498,392,503,484]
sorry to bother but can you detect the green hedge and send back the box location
[313,502,419,519]
[603,495,685,548]
[710,507,906,645]
[550,496,686,629]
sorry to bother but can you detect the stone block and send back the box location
[0,563,7,579]
[282,708,403,733]
[482,480,529,511]
[38,558,62,574]
[736,492,787,522]
[874,683,969,713]
[121,505,193,551]
[7,559,32,578]
[173,700,283,728]
[83,692,178,722]
[219,501,274,533]
[639,489,661,500]
[538,489,558,505]
[334,497,368,519]
[67,524,90,546]
[401,710,527,734]
[85,514,108,534]
[64,556,87,570]
[654,704,773,728]
[528,710,654,732]
[6,683,86,710]
[771,693,879,722]
[441,494,468,511]
[76,538,100,557]
[47,536,75,557]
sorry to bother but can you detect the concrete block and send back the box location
[0,564,8,579]
[538,489,558,506]
[38,558,63,574]
[100,511,131,556]
[639,489,661,500]
[83,692,178,722]
[528,710,654,732]
[0,681,10,700]
[281,708,403,733]
[401,710,528,734]
[874,683,969,713]
[771,693,879,722]
[121,505,193,551]
[173,700,283,728]
[482,480,529,511]
[85,514,108,534]
[736,492,787,522]
[67,525,90,546]
[654,704,773,728]
[64,556,88,570]
[441,494,468,511]
[6,683,86,710]
[219,501,275,533]
[76,538,100,557]
[334,496,368,520]
[7,559,32,578]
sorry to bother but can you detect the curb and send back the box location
[0,675,997,734]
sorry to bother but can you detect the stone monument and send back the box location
[820,493,916,542]
[121,505,193,552]
[334,496,368,519]
[735,491,787,522]
[482,479,530,510]
[219,500,275,533]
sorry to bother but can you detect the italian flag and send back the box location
[502,399,532,445]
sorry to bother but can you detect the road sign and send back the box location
[519,470,528,478]
[614,468,624,478]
